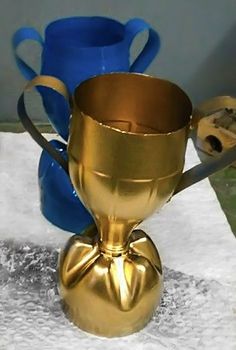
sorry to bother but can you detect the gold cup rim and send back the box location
[73,72,193,137]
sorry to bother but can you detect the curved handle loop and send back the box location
[17,75,70,173]
[125,18,161,73]
[175,96,236,194]
[175,144,236,194]
[12,27,44,80]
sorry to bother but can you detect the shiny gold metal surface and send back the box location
[58,73,192,337]
[68,73,192,255]
[18,73,236,337]
[59,228,162,337]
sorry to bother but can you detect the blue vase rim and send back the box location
[44,16,127,50]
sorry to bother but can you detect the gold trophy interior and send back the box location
[60,73,192,337]
[19,73,236,338]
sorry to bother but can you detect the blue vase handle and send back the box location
[17,75,69,173]
[12,27,44,80]
[125,18,161,73]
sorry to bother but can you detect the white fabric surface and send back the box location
[0,132,235,350]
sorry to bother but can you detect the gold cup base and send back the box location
[58,228,163,337]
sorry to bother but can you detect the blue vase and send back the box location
[13,16,161,234]
[38,140,94,233]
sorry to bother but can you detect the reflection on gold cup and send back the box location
[18,73,236,337]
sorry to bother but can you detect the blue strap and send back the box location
[125,18,161,73]
[12,27,44,80]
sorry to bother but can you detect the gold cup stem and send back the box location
[95,217,138,255]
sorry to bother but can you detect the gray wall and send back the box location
[1,0,236,122]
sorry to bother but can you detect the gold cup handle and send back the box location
[174,144,236,193]
[175,97,236,194]
[17,75,70,173]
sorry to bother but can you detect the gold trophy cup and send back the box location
[18,73,236,337]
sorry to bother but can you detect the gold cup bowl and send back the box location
[18,73,236,337]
